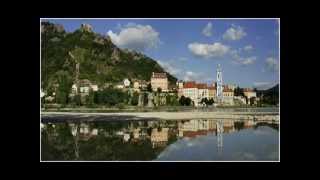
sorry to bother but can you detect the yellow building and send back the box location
[243,88,256,99]
[223,88,234,97]
[151,72,168,92]
[150,128,169,148]
[208,86,216,99]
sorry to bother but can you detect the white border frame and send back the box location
[40,18,280,162]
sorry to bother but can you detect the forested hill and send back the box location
[41,22,177,90]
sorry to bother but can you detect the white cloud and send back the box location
[182,71,210,82]
[241,56,256,65]
[202,22,213,37]
[231,49,256,65]
[243,45,253,51]
[183,71,201,81]
[157,60,181,76]
[223,25,247,41]
[253,82,276,90]
[266,57,279,71]
[107,23,160,52]
[188,42,229,59]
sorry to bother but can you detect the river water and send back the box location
[41,118,279,161]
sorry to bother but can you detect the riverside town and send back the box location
[41,18,279,161]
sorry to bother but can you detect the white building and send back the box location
[182,81,199,106]
[197,83,209,104]
[243,88,257,99]
[71,84,78,94]
[41,89,45,98]
[151,72,168,92]
[90,84,98,91]
[80,86,90,93]
[181,82,210,106]
[123,133,130,142]
[123,78,130,87]
[115,84,124,89]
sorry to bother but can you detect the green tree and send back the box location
[200,98,209,105]
[55,70,73,104]
[185,97,191,106]
[179,96,186,106]
[207,98,214,105]
[234,86,244,97]
[131,91,139,106]
[86,89,95,107]
[93,88,128,106]
[179,96,192,106]
[147,83,152,92]
[73,94,82,106]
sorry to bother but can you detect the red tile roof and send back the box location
[183,81,197,88]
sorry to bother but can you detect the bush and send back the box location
[116,103,125,109]
[131,91,139,106]
[179,96,191,106]
[94,88,128,106]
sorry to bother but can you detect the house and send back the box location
[197,83,209,103]
[243,88,257,99]
[123,133,130,142]
[151,72,168,92]
[90,84,98,91]
[223,86,234,97]
[133,81,140,89]
[78,79,93,95]
[150,128,169,148]
[182,81,198,105]
[176,80,184,97]
[41,89,45,98]
[123,78,131,87]
[115,82,124,89]
[208,86,216,99]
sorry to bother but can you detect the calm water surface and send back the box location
[41,118,279,161]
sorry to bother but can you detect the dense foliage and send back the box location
[41,22,177,92]
[179,96,192,106]
[93,88,129,106]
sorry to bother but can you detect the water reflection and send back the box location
[41,118,279,161]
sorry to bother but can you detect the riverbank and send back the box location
[42,106,279,113]
[41,110,279,123]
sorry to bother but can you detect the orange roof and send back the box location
[183,81,197,88]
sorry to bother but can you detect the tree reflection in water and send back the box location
[41,119,278,161]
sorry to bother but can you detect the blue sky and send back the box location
[44,18,279,89]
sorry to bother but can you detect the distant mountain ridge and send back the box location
[256,84,279,105]
[41,22,177,90]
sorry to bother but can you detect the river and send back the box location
[41,117,279,161]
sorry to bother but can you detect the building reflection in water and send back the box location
[150,128,169,148]
[41,118,277,160]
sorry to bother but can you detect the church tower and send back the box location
[216,64,223,104]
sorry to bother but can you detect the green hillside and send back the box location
[41,22,177,91]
